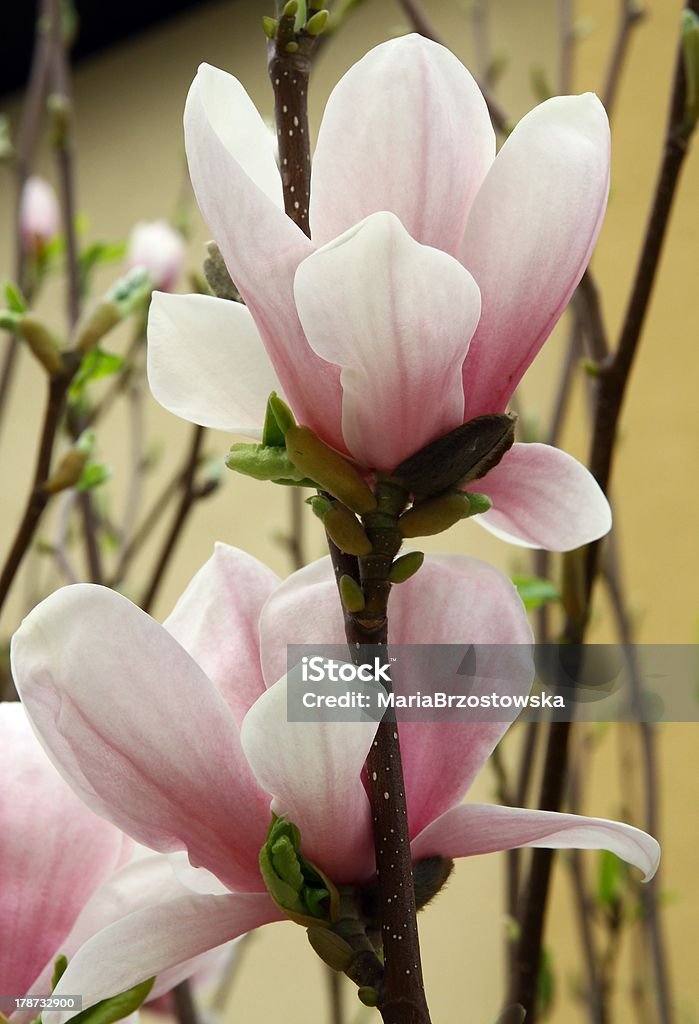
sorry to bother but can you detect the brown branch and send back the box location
[396,0,510,133]
[140,424,206,613]
[0,0,53,432]
[603,0,646,118]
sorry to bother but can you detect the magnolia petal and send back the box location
[475,443,612,550]
[11,585,270,893]
[257,556,344,691]
[147,292,280,436]
[184,65,344,448]
[240,674,377,884]
[47,892,281,1024]
[257,555,533,842]
[0,704,130,1002]
[294,212,481,470]
[310,34,495,254]
[460,93,610,417]
[387,556,533,837]
[164,544,280,727]
[411,803,660,881]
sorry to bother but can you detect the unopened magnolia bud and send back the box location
[17,315,62,376]
[203,241,239,300]
[399,493,472,538]
[285,427,376,514]
[128,221,186,292]
[19,176,60,254]
[307,927,355,972]
[389,551,424,584]
[305,9,329,34]
[73,301,121,355]
[226,443,306,483]
[323,504,372,557]
[392,413,516,497]
[44,449,89,495]
[339,574,365,613]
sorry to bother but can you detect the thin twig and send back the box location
[603,0,646,118]
[396,0,510,133]
[558,0,575,94]
[140,424,206,613]
[512,10,696,1017]
[172,981,200,1024]
[0,0,53,432]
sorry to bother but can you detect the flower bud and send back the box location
[127,221,186,292]
[17,314,62,376]
[389,551,424,584]
[323,504,372,557]
[19,176,60,255]
[339,574,365,613]
[259,816,339,927]
[285,426,376,514]
[44,449,89,495]
[399,493,472,538]
[307,927,355,972]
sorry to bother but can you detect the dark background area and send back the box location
[0,0,217,97]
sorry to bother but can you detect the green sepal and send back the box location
[67,977,155,1024]
[226,443,307,482]
[260,815,339,927]
[358,987,379,1007]
[305,9,329,34]
[285,426,376,514]
[462,491,492,516]
[307,926,355,972]
[262,392,296,447]
[399,493,472,539]
[308,494,333,519]
[262,15,278,38]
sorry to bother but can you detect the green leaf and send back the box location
[69,347,124,402]
[226,442,308,483]
[3,280,27,313]
[68,978,155,1024]
[76,462,112,492]
[78,240,127,292]
[512,574,561,611]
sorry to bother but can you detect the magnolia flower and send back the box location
[128,221,186,292]
[147,34,612,551]
[0,703,228,1022]
[19,176,60,254]
[11,545,658,1018]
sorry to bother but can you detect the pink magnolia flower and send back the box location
[128,221,186,292]
[147,34,612,551]
[19,176,60,254]
[11,545,658,1017]
[0,703,228,1021]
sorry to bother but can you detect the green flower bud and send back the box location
[73,301,121,355]
[259,816,339,927]
[262,15,278,39]
[391,413,516,497]
[17,314,63,376]
[358,987,379,1007]
[323,504,372,557]
[226,443,307,483]
[307,494,333,519]
[389,551,424,583]
[399,493,472,538]
[285,426,376,514]
[44,448,89,495]
[339,574,365,613]
[283,0,298,16]
[462,491,492,516]
[307,926,355,972]
[305,9,329,34]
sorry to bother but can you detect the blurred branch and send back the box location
[0,0,53,432]
[512,8,697,1017]
[604,0,646,116]
[396,0,511,132]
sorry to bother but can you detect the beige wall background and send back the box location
[1,0,697,1021]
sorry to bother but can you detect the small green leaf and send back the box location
[226,442,308,483]
[3,280,27,313]
[69,347,124,402]
[512,574,561,611]
[77,461,111,492]
[68,977,155,1024]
